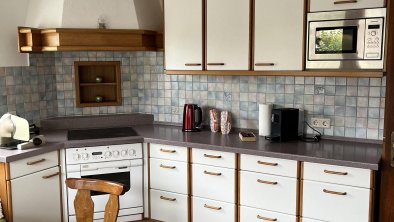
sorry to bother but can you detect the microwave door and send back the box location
[308,19,366,61]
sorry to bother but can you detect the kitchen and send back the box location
[0,0,393,221]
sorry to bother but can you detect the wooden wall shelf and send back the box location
[75,61,122,107]
[18,27,163,52]
[165,70,385,77]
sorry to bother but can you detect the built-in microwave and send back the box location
[306,8,386,70]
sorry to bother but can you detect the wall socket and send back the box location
[311,118,331,128]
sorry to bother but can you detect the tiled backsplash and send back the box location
[0,51,386,140]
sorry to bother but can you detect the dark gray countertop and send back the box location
[0,114,382,170]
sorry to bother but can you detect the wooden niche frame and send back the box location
[74,61,122,107]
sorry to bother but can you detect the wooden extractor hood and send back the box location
[18,27,163,52]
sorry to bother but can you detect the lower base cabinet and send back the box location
[240,206,297,222]
[150,189,188,222]
[192,197,235,222]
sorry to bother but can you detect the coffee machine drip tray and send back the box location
[67,127,139,141]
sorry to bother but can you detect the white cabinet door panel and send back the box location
[240,206,297,222]
[254,0,304,71]
[302,180,370,222]
[150,189,188,222]
[150,143,188,162]
[165,0,203,70]
[150,158,188,194]
[192,148,236,169]
[206,0,250,70]
[310,0,385,12]
[240,154,298,177]
[193,197,235,222]
[11,166,62,222]
[10,151,58,179]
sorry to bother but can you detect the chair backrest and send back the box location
[65,178,124,222]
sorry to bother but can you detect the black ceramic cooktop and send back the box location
[67,127,139,140]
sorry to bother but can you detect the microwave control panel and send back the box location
[364,18,384,60]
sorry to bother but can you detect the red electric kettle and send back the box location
[182,104,202,132]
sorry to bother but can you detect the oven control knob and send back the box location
[121,150,128,157]
[113,150,120,158]
[73,153,81,161]
[105,151,112,158]
[128,149,136,156]
[82,153,89,160]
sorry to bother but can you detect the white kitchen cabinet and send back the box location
[193,197,235,222]
[150,144,188,162]
[150,158,188,194]
[309,0,385,12]
[192,148,236,169]
[241,154,298,177]
[240,206,297,222]
[11,166,62,222]
[164,0,203,70]
[254,0,304,71]
[150,189,188,222]
[302,180,370,222]
[206,0,250,70]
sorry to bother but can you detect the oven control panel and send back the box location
[66,143,143,164]
[364,18,384,60]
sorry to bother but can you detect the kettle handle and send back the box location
[195,106,202,127]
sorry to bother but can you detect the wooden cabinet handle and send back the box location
[185,63,202,66]
[27,158,46,165]
[257,161,278,166]
[323,189,347,196]
[42,172,60,179]
[160,164,176,169]
[334,0,357,4]
[204,204,222,210]
[160,196,176,201]
[207,63,225,66]
[204,170,222,176]
[255,63,275,66]
[160,148,176,153]
[204,154,222,159]
[257,215,278,221]
[257,179,278,185]
[324,169,348,175]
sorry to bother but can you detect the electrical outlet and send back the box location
[311,118,331,128]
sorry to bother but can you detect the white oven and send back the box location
[64,144,144,222]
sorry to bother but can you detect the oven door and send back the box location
[66,159,143,217]
[308,19,366,60]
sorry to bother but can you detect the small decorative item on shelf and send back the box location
[98,17,106,29]
[95,96,103,103]
[220,111,232,135]
[239,132,256,142]
[209,109,220,133]
[95,76,103,83]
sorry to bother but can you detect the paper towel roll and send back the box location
[259,104,273,137]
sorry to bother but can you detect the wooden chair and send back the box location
[65,178,124,222]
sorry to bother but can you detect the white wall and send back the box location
[0,1,29,67]
[25,0,64,28]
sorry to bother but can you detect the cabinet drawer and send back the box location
[309,0,384,12]
[302,180,370,222]
[10,151,59,179]
[150,143,188,162]
[300,218,324,222]
[150,189,188,222]
[192,164,235,203]
[240,171,297,215]
[303,162,372,188]
[192,148,235,168]
[150,158,188,194]
[241,154,298,178]
[240,206,297,222]
[193,197,235,222]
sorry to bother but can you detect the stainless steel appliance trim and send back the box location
[307,8,386,21]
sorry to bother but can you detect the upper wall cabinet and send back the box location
[254,0,304,71]
[164,0,203,70]
[206,0,250,70]
[309,0,385,12]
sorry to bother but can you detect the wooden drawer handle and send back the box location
[255,63,275,66]
[185,63,202,66]
[204,154,222,159]
[27,158,46,165]
[204,170,222,176]
[204,204,222,210]
[42,172,60,179]
[324,169,348,176]
[257,161,278,166]
[257,179,278,185]
[160,164,176,169]
[334,0,357,4]
[323,189,347,196]
[207,63,225,66]
[160,196,176,201]
[257,215,277,221]
[160,148,176,153]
